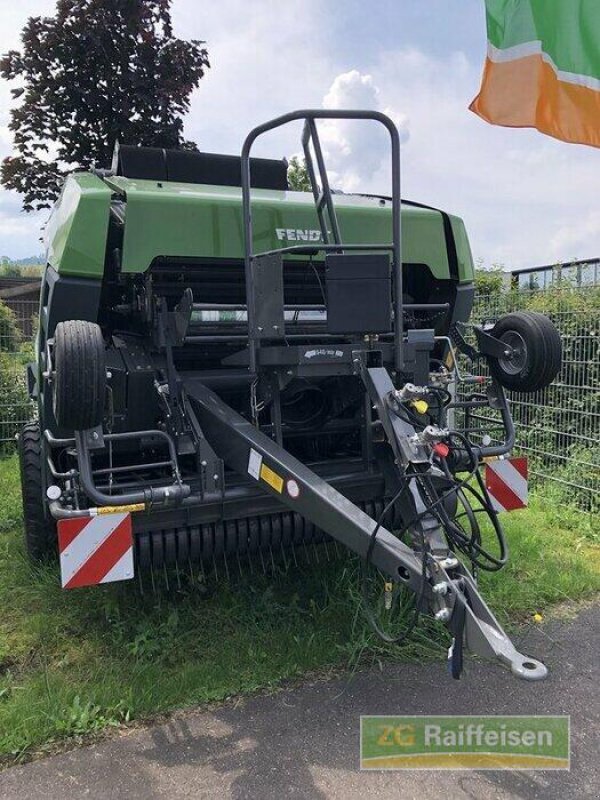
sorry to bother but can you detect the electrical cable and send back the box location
[360,479,427,644]
[361,391,508,645]
[448,477,508,570]
[361,447,481,644]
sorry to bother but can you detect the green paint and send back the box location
[448,215,475,283]
[45,173,112,277]
[485,0,600,79]
[103,177,472,283]
[46,172,474,284]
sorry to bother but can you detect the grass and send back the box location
[0,454,598,763]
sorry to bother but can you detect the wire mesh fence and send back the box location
[0,299,37,454]
[461,280,600,512]
[0,284,598,512]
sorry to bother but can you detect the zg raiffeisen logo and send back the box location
[360,715,570,770]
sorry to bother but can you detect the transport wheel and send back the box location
[53,320,106,430]
[18,421,56,562]
[489,311,562,393]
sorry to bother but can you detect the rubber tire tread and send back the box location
[18,421,56,562]
[526,311,562,388]
[53,320,106,430]
[489,311,562,393]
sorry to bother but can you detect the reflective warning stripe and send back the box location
[58,513,134,589]
[485,457,528,512]
[99,549,134,584]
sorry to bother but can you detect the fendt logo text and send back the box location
[275,228,322,242]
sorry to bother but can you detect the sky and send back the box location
[0,0,599,268]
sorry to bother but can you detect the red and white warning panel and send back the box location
[485,457,528,512]
[57,512,134,589]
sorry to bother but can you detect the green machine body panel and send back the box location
[45,171,475,285]
[448,214,476,284]
[103,177,474,284]
[45,173,113,278]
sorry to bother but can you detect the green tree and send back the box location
[0,300,21,352]
[474,266,506,298]
[1,0,210,211]
[0,264,22,278]
[287,156,312,192]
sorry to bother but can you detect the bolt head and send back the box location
[440,556,459,569]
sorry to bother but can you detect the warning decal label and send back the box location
[247,448,263,480]
[260,463,284,493]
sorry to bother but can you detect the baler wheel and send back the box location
[18,421,56,562]
[489,311,561,393]
[53,320,106,430]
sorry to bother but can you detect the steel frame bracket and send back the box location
[448,565,548,681]
[451,321,512,362]
[474,325,513,360]
[183,376,548,680]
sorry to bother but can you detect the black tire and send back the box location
[53,320,106,430]
[18,421,56,562]
[489,311,562,393]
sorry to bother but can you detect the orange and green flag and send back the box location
[470,0,600,147]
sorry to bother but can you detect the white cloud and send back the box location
[0,0,598,266]
[175,0,334,159]
[317,70,409,192]
[335,47,600,267]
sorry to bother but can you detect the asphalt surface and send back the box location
[1,602,598,800]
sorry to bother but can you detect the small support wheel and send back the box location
[18,421,56,562]
[53,320,106,430]
[489,311,562,393]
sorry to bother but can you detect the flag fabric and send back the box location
[470,0,600,147]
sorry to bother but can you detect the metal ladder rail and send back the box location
[301,118,343,247]
[240,109,403,374]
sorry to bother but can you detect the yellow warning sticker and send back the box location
[260,463,284,493]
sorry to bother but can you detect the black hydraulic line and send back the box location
[74,430,191,508]
[360,480,427,645]
[92,460,172,476]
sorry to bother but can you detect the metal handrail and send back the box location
[241,109,403,373]
[301,118,343,246]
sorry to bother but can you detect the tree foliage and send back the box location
[1,0,210,210]
[287,156,312,192]
[0,301,22,353]
[474,267,506,297]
